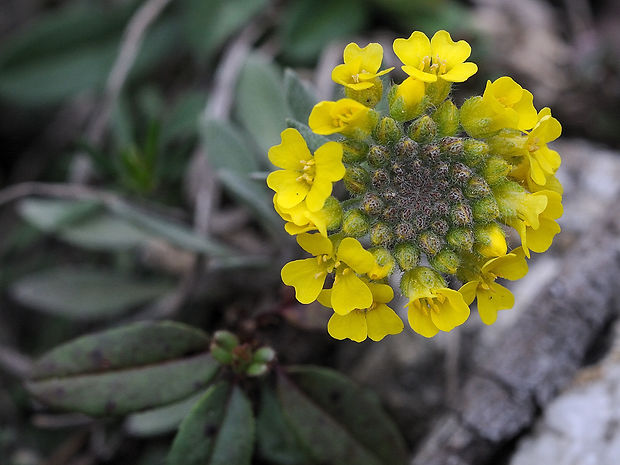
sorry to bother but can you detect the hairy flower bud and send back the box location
[394,242,420,270]
[433,100,460,137]
[409,115,437,144]
[342,209,370,237]
[373,116,402,145]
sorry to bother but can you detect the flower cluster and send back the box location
[267,30,563,342]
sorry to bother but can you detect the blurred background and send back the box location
[1,0,620,464]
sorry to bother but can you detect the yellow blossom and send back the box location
[401,267,470,338]
[319,282,403,342]
[281,233,376,314]
[519,108,562,187]
[393,30,477,83]
[389,77,426,121]
[273,195,341,237]
[332,42,393,90]
[459,248,528,325]
[267,128,344,212]
[475,223,507,258]
[481,76,538,131]
[309,98,377,138]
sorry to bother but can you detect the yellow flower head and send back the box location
[482,77,538,131]
[459,247,528,325]
[393,30,478,83]
[521,108,562,187]
[309,98,377,138]
[319,281,403,342]
[332,42,393,90]
[267,128,345,212]
[401,267,470,338]
[281,233,377,314]
[274,195,342,237]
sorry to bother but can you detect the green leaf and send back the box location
[180,0,267,61]
[167,382,254,465]
[285,119,332,153]
[110,202,233,257]
[125,391,204,437]
[10,266,173,320]
[277,366,408,465]
[235,54,287,157]
[27,321,218,416]
[217,169,283,238]
[284,69,318,123]
[161,91,205,144]
[257,385,310,464]
[202,118,260,174]
[18,198,101,233]
[280,0,367,63]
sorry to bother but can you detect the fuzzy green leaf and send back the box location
[167,382,254,465]
[277,366,408,465]
[27,321,218,416]
[285,119,332,153]
[203,118,260,174]
[284,69,318,123]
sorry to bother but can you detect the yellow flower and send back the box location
[520,108,562,187]
[331,42,393,90]
[481,77,538,131]
[475,223,507,258]
[497,186,562,258]
[267,128,344,212]
[388,77,426,121]
[273,195,341,237]
[319,282,403,342]
[393,30,478,83]
[308,98,377,138]
[401,267,470,338]
[281,233,376,314]
[511,163,564,195]
[459,248,528,325]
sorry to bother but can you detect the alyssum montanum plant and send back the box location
[267,30,563,342]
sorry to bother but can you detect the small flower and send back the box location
[388,77,427,121]
[319,282,403,342]
[520,108,562,188]
[401,267,470,337]
[332,42,393,90]
[481,76,538,131]
[393,30,477,83]
[267,128,345,211]
[281,233,376,314]
[273,195,342,237]
[308,98,377,137]
[459,248,528,325]
[474,223,508,258]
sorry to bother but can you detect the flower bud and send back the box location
[462,139,489,167]
[252,347,276,364]
[409,115,437,144]
[246,362,269,377]
[400,266,445,297]
[465,176,491,199]
[343,166,369,194]
[394,242,420,270]
[322,196,343,231]
[433,100,460,137]
[373,117,402,145]
[487,129,527,158]
[342,140,369,163]
[211,346,233,365]
[440,136,464,157]
[472,196,500,221]
[369,247,395,279]
[368,145,391,167]
[342,209,370,237]
[474,223,507,257]
[450,203,473,226]
[426,79,452,106]
[394,137,419,159]
[213,330,239,351]
[370,222,393,246]
[419,231,443,256]
[459,96,495,138]
[395,222,415,240]
[389,78,427,122]
[362,193,384,215]
[430,249,460,274]
[482,155,511,185]
[447,227,474,251]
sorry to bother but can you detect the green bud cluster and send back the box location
[334,98,515,284]
[210,330,276,377]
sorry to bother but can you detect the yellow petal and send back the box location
[407,300,439,338]
[267,170,309,209]
[477,282,514,325]
[314,141,345,182]
[336,238,375,274]
[513,89,538,131]
[328,310,367,342]
[459,280,479,305]
[430,289,470,332]
[281,258,327,304]
[483,248,528,280]
[532,112,562,144]
[308,101,340,135]
[296,232,333,256]
[268,128,311,170]
[527,218,561,253]
[440,62,478,82]
[395,77,426,105]
[344,42,383,74]
[401,65,438,82]
[366,304,404,341]
[430,30,471,69]
[542,190,563,219]
[368,282,394,304]
[520,193,548,229]
[305,179,331,212]
[331,270,373,315]
[393,31,431,68]
[317,289,332,308]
